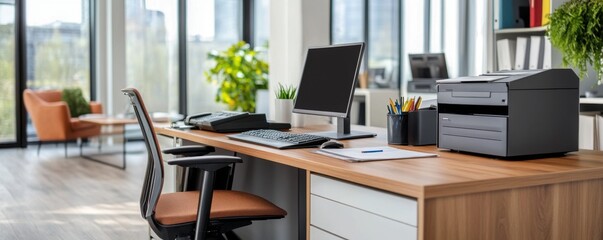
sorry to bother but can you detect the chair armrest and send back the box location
[162,145,215,157]
[89,101,103,114]
[168,155,242,172]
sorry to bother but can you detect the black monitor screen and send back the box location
[293,43,364,118]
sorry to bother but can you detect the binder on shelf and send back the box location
[542,0,551,25]
[529,36,543,69]
[497,39,516,71]
[542,37,552,69]
[514,37,530,70]
[530,0,543,27]
[499,0,518,29]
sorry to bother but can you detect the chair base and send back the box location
[149,218,253,240]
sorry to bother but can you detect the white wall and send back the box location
[268,0,331,126]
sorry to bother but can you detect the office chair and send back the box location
[122,88,286,240]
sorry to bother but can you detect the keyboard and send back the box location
[228,129,329,149]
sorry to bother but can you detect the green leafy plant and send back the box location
[546,0,603,85]
[274,83,297,99]
[61,87,90,117]
[204,41,269,112]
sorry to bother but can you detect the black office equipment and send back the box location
[293,42,376,140]
[122,88,286,240]
[185,111,291,133]
[436,69,579,157]
[228,129,329,149]
[408,53,448,93]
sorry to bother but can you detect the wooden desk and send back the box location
[156,125,603,240]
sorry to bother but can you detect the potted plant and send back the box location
[274,83,297,123]
[205,41,269,112]
[547,0,603,87]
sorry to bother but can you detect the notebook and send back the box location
[316,146,437,162]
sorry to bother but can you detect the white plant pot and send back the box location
[274,99,294,123]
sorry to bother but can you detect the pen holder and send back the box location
[387,113,409,145]
[408,109,437,146]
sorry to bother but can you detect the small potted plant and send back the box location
[274,83,297,123]
[547,0,603,88]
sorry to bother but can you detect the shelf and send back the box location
[580,98,603,105]
[495,26,547,34]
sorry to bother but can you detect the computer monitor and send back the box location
[409,53,449,79]
[293,43,376,140]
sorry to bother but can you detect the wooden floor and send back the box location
[0,143,149,239]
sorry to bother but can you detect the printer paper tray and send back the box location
[439,114,507,156]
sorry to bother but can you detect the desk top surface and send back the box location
[156,125,603,199]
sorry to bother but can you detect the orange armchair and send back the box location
[23,89,103,156]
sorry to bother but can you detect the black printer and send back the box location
[436,69,579,157]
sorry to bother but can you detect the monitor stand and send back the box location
[309,117,376,140]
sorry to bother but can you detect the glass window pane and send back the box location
[443,0,460,78]
[187,0,242,114]
[402,0,426,82]
[469,0,487,75]
[368,0,399,89]
[254,0,269,48]
[429,0,442,52]
[26,0,90,95]
[126,0,179,113]
[331,0,364,44]
[0,1,16,143]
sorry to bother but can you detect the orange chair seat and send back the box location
[154,190,287,225]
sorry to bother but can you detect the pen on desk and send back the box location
[361,149,384,153]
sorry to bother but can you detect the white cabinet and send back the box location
[352,88,399,128]
[579,113,602,150]
[310,174,417,240]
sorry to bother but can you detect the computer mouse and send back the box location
[320,140,344,149]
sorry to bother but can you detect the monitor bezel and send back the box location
[292,42,365,118]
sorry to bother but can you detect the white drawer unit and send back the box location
[310,226,344,240]
[310,174,418,240]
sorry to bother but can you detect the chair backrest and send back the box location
[122,88,164,220]
[23,89,72,141]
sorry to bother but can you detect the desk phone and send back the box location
[184,111,290,133]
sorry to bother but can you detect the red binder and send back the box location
[530,0,543,27]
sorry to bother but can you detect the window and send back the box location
[0,0,16,143]
[186,0,242,114]
[331,0,364,44]
[25,0,92,141]
[253,0,269,48]
[402,1,426,81]
[126,0,179,113]
[26,0,91,95]
[331,0,401,89]
[331,0,488,92]
[368,0,399,89]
